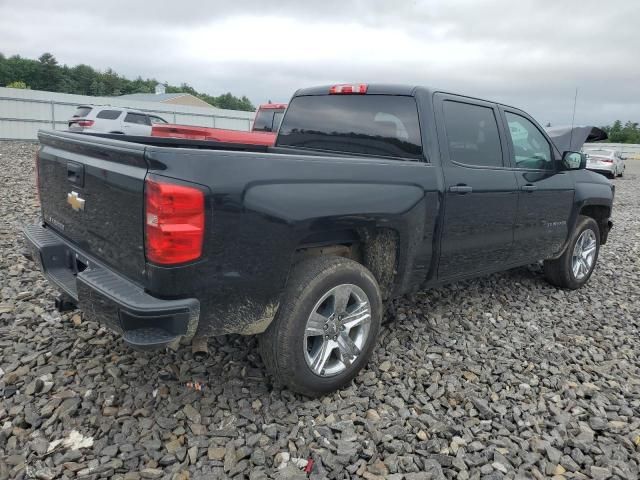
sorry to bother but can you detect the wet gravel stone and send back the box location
[1,140,640,479]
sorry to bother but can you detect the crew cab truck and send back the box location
[24,84,614,396]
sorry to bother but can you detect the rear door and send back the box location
[500,109,575,262]
[123,112,152,136]
[434,94,519,279]
[94,109,123,133]
[38,131,149,283]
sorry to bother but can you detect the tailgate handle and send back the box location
[67,161,84,187]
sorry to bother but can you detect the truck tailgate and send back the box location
[37,131,148,284]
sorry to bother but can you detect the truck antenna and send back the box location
[569,87,578,150]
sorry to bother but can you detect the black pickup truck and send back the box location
[24,83,614,396]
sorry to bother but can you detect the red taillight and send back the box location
[602,159,613,163]
[329,83,368,95]
[144,177,205,265]
[74,120,94,127]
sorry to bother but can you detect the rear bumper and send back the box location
[23,222,199,349]
[587,165,615,175]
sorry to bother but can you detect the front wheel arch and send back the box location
[544,215,600,289]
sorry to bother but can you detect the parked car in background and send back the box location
[151,103,287,146]
[68,105,168,136]
[583,148,625,178]
[251,103,287,132]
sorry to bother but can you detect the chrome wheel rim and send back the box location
[303,284,372,377]
[572,229,597,280]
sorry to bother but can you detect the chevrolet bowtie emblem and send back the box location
[67,191,85,211]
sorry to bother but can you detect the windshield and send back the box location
[277,95,423,160]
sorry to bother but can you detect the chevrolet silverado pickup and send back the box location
[24,83,614,396]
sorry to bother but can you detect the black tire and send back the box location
[259,256,382,397]
[543,215,600,289]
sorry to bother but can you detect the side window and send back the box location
[149,115,168,125]
[272,111,284,132]
[505,112,553,169]
[96,110,122,120]
[443,100,503,167]
[124,113,151,126]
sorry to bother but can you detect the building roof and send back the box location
[118,93,188,102]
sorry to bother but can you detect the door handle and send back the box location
[521,184,537,192]
[449,184,473,194]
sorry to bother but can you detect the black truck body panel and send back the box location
[38,132,148,284]
[24,85,614,347]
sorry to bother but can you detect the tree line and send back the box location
[0,52,255,111]
[600,121,640,144]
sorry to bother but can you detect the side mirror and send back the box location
[562,151,586,170]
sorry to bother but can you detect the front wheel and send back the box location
[544,215,600,289]
[259,256,382,397]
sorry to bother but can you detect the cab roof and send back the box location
[293,83,522,112]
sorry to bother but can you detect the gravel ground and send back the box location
[1,140,640,480]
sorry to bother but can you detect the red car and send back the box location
[152,103,286,146]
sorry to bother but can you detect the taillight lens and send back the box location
[144,177,205,265]
[75,120,94,127]
[329,83,368,94]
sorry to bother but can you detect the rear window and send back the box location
[73,106,92,118]
[277,95,423,160]
[96,109,122,120]
[124,113,151,125]
[585,149,613,157]
[253,110,275,132]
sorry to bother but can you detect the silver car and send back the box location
[583,148,625,179]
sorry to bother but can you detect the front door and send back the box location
[435,95,519,280]
[501,109,575,262]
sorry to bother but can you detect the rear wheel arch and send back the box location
[293,227,399,301]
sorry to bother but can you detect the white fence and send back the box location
[0,87,255,140]
[587,143,640,159]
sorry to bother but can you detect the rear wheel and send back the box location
[259,256,382,396]
[544,215,600,289]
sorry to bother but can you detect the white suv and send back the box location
[68,105,168,136]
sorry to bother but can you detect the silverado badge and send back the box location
[67,191,85,211]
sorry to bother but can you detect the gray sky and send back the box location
[1,0,639,125]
